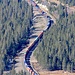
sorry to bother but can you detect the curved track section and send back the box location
[24,0,53,75]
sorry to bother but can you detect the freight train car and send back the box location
[24,27,51,75]
[24,0,52,75]
[24,32,44,75]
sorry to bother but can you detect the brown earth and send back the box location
[31,55,75,75]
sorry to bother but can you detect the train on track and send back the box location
[24,0,53,75]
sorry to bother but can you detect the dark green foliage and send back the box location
[34,6,75,72]
[0,0,33,74]
[59,0,75,6]
[36,0,42,3]
[50,2,57,6]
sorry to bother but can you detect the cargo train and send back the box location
[24,0,52,75]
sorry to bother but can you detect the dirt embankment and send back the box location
[31,54,75,75]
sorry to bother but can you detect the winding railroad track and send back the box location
[24,0,54,75]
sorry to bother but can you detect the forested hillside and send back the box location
[59,0,75,6]
[34,4,75,72]
[36,0,42,3]
[0,0,33,74]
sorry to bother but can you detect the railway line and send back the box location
[24,0,54,75]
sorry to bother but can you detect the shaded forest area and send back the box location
[34,3,75,72]
[59,0,75,6]
[0,0,33,75]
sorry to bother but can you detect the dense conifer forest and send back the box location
[0,0,33,75]
[34,3,75,72]
[0,0,75,75]
[59,0,75,6]
[36,0,75,6]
